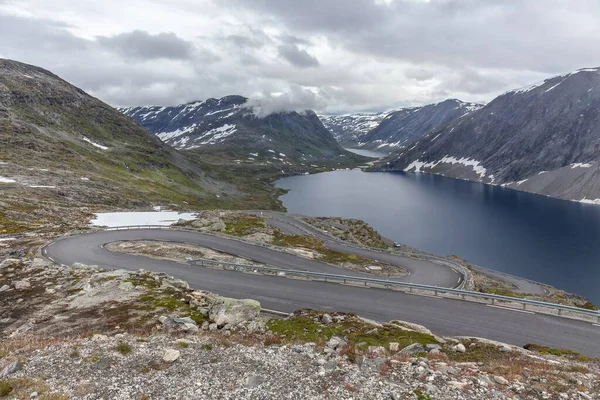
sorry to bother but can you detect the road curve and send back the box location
[257,211,546,295]
[44,228,600,357]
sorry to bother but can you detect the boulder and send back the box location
[368,346,387,357]
[389,342,400,352]
[0,361,23,378]
[325,336,348,351]
[13,280,31,290]
[398,343,427,355]
[163,349,180,363]
[453,343,466,353]
[0,258,20,269]
[0,284,10,292]
[245,374,266,388]
[209,297,260,326]
[321,314,333,325]
[494,375,509,385]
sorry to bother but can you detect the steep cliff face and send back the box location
[382,67,600,203]
[357,99,481,152]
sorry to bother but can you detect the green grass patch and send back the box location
[482,288,526,298]
[272,232,374,266]
[176,341,190,349]
[0,380,13,397]
[524,344,588,360]
[222,214,265,236]
[114,342,132,355]
[201,344,213,351]
[266,310,438,349]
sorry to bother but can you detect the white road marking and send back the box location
[48,257,55,262]
[43,249,47,255]
[593,323,600,327]
[487,305,535,314]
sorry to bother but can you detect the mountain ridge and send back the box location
[120,97,357,165]
[378,67,600,202]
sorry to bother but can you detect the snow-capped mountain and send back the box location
[120,96,353,163]
[318,112,391,146]
[381,67,600,203]
[356,99,482,152]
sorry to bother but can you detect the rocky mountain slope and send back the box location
[1,254,598,400]
[0,59,232,213]
[357,99,481,152]
[380,67,600,203]
[121,97,360,165]
[318,112,390,146]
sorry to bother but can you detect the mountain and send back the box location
[356,99,482,152]
[318,112,390,146]
[120,97,357,164]
[380,67,600,203]
[0,59,238,232]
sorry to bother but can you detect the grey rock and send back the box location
[201,321,210,331]
[0,284,10,292]
[13,280,30,290]
[426,344,442,351]
[453,343,466,353]
[0,361,23,377]
[321,313,333,324]
[173,317,196,325]
[494,375,509,385]
[163,349,180,363]
[208,323,218,332]
[0,258,20,269]
[209,297,260,327]
[399,343,426,355]
[325,336,348,351]
[95,357,111,371]
[245,374,266,388]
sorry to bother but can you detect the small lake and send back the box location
[276,169,600,304]
[345,148,390,158]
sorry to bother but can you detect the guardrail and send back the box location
[189,256,600,324]
[254,212,472,289]
[74,224,600,323]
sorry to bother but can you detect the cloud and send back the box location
[277,43,319,68]
[97,30,193,60]
[245,86,326,117]
[1,0,600,113]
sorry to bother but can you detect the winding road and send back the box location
[43,228,600,357]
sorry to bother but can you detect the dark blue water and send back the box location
[275,169,600,303]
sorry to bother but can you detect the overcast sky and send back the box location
[1,0,600,114]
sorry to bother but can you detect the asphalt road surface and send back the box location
[44,228,600,356]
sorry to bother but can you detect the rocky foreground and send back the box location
[0,256,599,399]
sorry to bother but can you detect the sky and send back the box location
[1,0,600,114]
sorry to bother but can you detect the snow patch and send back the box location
[571,163,593,169]
[91,211,197,227]
[404,156,487,179]
[82,137,109,150]
[579,198,600,205]
[0,176,16,183]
